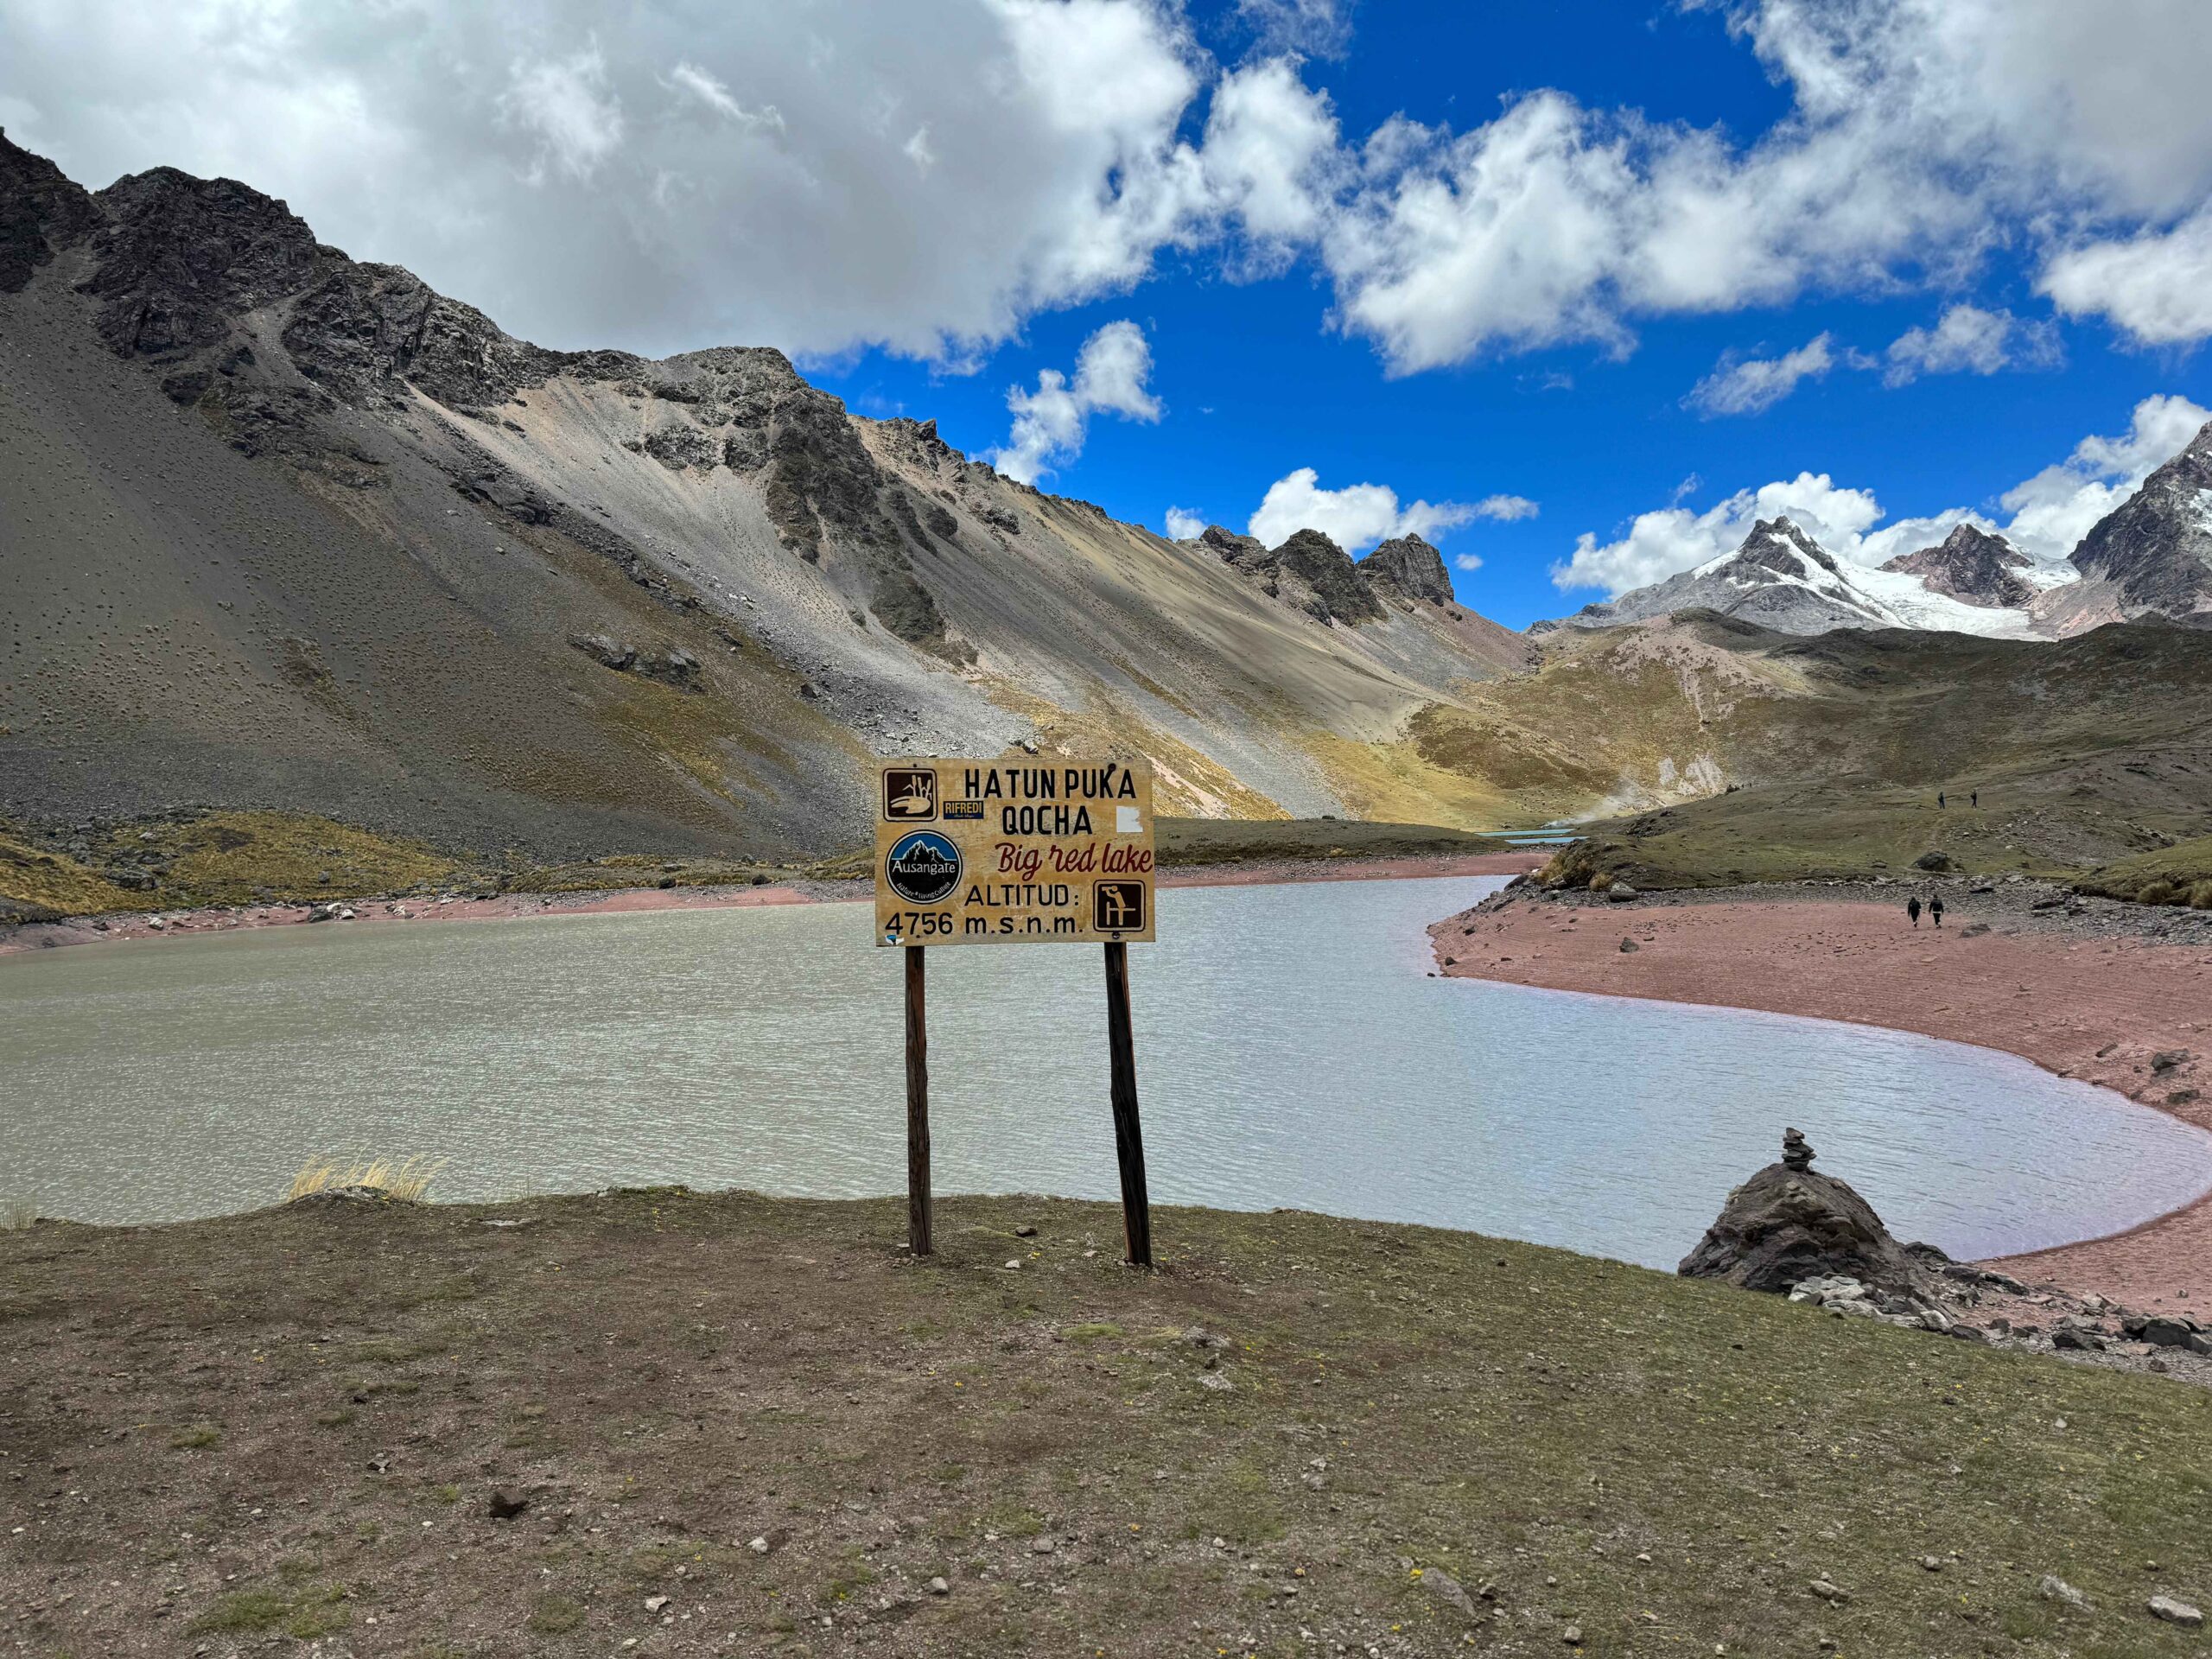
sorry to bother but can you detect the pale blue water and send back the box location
[4,875,2208,1268]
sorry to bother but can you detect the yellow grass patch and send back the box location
[288,1157,447,1205]
[0,829,141,917]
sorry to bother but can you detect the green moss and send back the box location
[187,1590,291,1633]
[527,1594,586,1634]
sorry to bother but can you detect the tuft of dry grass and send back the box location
[287,1157,446,1205]
[3,1200,37,1232]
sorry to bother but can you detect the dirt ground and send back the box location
[8,1191,2212,1659]
[1433,879,2212,1317]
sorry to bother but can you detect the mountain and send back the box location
[1879,523,2038,609]
[2047,419,2212,632]
[0,134,1530,858]
[1546,423,2212,642]
[1546,518,2045,639]
[1400,608,2212,878]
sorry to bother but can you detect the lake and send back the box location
[5,874,2209,1268]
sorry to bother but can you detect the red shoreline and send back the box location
[1432,888,2212,1317]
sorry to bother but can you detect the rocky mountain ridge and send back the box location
[1548,435,2212,640]
[2057,418,2212,630]
[1542,516,2031,638]
[0,133,1530,855]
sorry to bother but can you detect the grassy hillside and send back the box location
[1378,614,2212,890]
[6,1191,2211,1656]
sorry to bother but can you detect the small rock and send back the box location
[1014,1224,1038,1237]
[1197,1370,1235,1392]
[1418,1567,1477,1615]
[1560,1625,1583,1646]
[645,1595,670,1613]
[749,1535,771,1554]
[1606,883,1638,903]
[1031,1536,1054,1554]
[1618,938,1640,953]
[1002,1260,1021,1270]
[486,1490,529,1520]
[2149,1595,2203,1628]
[928,1576,950,1595]
[2039,1575,2088,1609]
[1919,1556,1943,1572]
[1808,1579,1847,1602]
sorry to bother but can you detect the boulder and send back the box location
[2122,1313,2212,1355]
[1679,1129,1939,1306]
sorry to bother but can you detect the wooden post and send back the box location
[1103,940,1153,1268]
[906,945,931,1256]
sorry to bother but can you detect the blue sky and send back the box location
[10,0,2212,627]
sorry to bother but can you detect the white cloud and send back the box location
[1557,392,2212,596]
[667,61,782,130]
[1453,552,1484,572]
[2042,208,2212,346]
[1686,334,1836,416]
[1884,304,2059,385]
[990,320,1162,484]
[1472,493,1540,521]
[1247,467,1474,551]
[1199,58,1341,251]
[10,0,2212,365]
[1164,505,1206,539]
[1235,0,1356,59]
[0,0,1224,360]
[501,45,626,181]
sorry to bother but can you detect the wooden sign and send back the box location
[876,754,1157,1269]
[873,757,1156,947]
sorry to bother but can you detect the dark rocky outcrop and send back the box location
[2069,419,2212,626]
[86,165,328,357]
[1881,524,2037,609]
[567,633,703,691]
[1200,523,1271,573]
[1678,1128,1937,1306]
[0,128,99,293]
[1358,534,1453,606]
[1272,530,1386,626]
[283,262,563,410]
[1199,524,1389,626]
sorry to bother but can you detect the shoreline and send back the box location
[1432,878,2212,1317]
[0,849,1547,957]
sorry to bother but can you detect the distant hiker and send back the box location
[1937,791,1947,809]
[1929,894,1944,927]
[1907,895,1923,928]
[1970,790,1979,808]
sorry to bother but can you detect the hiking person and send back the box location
[1907,895,1923,927]
[1970,790,1979,808]
[1929,893,1945,927]
[1937,791,1947,809]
